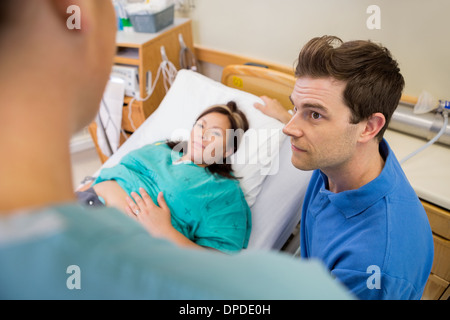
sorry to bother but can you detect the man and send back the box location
[0,1,352,300]
[255,36,434,299]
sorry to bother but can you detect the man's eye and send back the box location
[311,112,322,120]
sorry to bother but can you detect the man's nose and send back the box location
[282,115,304,138]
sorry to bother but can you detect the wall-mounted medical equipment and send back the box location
[111,65,150,98]
[178,34,197,71]
[389,91,450,163]
[126,46,178,131]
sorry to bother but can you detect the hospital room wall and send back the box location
[177,0,450,100]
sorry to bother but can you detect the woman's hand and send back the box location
[124,188,206,250]
[254,95,292,124]
[125,188,203,249]
[125,188,173,238]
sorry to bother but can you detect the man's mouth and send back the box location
[291,143,306,153]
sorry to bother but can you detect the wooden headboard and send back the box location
[221,65,296,111]
[220,63,419,111]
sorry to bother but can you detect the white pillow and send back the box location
[101,70,286,207]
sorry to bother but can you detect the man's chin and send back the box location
[291,157,316,172]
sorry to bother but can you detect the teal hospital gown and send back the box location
[93,142,252,254]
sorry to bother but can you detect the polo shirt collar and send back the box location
[319,139,398,219]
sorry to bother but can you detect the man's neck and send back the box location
[323,141,385,193]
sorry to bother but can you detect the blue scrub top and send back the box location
[0,204,354,300]
[300,139,434,300]
[93,142,251,254]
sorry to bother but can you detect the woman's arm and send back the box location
[92,180,130,211]
[124,188,205,250]
[254,96,293,124]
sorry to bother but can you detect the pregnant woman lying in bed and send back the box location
[77,101,251,254]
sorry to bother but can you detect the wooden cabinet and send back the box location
[422,200,450,300]
[89,18,194,163]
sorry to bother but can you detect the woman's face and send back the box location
[187,112,234,166]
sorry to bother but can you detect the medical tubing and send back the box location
[127,59,177,131]
[179,46,197,71]
[400,110,449,164]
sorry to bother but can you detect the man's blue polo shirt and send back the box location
[300,139,434,300]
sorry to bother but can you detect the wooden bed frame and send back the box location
[221,64,295,111]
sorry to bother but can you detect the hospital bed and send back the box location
[88,65,313,251]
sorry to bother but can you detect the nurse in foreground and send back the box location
[0,0,351,299]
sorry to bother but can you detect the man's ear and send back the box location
[358,112,386,143]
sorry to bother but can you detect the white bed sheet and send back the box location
[94,70,313,250]
[247,137,312,250]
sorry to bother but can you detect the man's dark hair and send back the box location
[295,35,405,141]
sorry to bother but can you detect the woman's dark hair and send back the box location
[167,101,249,180]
